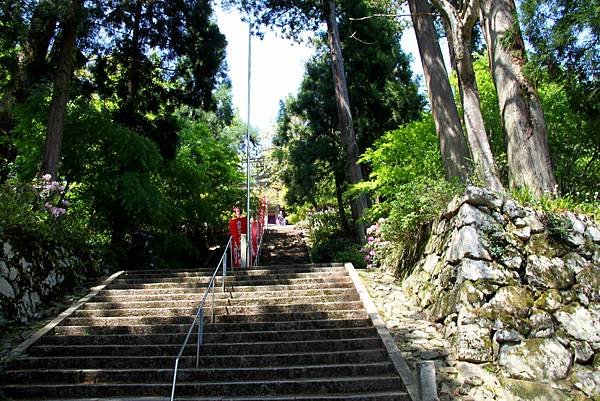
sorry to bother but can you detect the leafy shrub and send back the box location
[357,114,462,241]
[309,236,365,268]
[354,114,462,273]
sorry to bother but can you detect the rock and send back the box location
[420,349,444,359]
[533,289,563,312]
[526,255,574,289]
[572,365,600,398]
[512,226,531,241]
[429,290,456,322]
[19,257,31,272]
[566,232,585,247]
[571,340,594,363]
[585,225,600,243]
[492,211,507,225]
[3,241,14,260]
[498,338,572,382]
[452,203,483,228]
[564,252,590,275]
[498,247,523,270]
[501,378,569,401]
[513,217,527,228]
[529,310,555,338]
[454,203,503,233]
[457,281,486,308]
[566,212,586,234]
[455,324,493,363]
[503,199,525,219]
[456,259,515,285]
[576,264,600,302]
[523,209,545,234]
[422,254,440,274]
[8,267,18,281]
[443,195,464,218]
[0,277,15,298]
[448,226,492,263]
[555,305,600,343]
[493,329,522,344]
[488,286,534,317]
[0,260,8,277]
[458,307,492,328]
[464,186,504,210]
[561,212,585,247]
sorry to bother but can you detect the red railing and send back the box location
[229,197,267,267]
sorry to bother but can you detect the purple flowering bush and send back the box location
[0,175,85,245]
[37,174,69,218]
[361,219,391,269]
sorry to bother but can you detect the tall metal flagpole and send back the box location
[246,23,252,268]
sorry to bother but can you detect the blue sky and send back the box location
[215,5,451,133]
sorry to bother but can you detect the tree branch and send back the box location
[349,12,437,21]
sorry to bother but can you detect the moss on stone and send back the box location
[527,233,569,258]
[534,289,563,312]
[501,377,568,401]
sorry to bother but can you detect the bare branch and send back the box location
[349,31,375,45]
[349,12,437,21]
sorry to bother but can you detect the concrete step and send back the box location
[2,375,405,399]
[29,337,383,357]
[74,301,366,318]
[41,327,378,345]
[10,348,391,369]
[19,392,410,401]
[123,263,344,277]
[62,310,367,326]
[107,276,354,290]
[115,269,349,284]
[97,281,353,296]
[81,293,360,309]
[53,317,373,335]
[90,287,358,302]
[4,362,395,384]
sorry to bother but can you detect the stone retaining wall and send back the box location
[403,186,600,400]
[0,238,90,322]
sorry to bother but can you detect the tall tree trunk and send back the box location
[324,0,368,242]
[24,1,59,90]
[429,0,504,192]
[409,0,470,182]
[41,0,82,178]
[333,168,351,235]
[479,0,557,196]
[1,1,58,117]
[125,0,143,114]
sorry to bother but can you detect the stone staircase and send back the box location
[1,227,416,400]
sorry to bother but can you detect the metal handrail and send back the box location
[170,237,232,401]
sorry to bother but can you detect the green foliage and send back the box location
[469,55,600,197]
[357,114,462,269]
[512,187,600,222]
[546,213,573,243]
[536,81,600,195]
[310,237,364,268]
[520,0,598,85]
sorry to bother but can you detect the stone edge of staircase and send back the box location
[11,270,126,355]
[345,263,436,401]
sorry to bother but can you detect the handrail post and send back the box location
[196,309,204,368]
[211,282,216,323]
[170,358,179,401]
